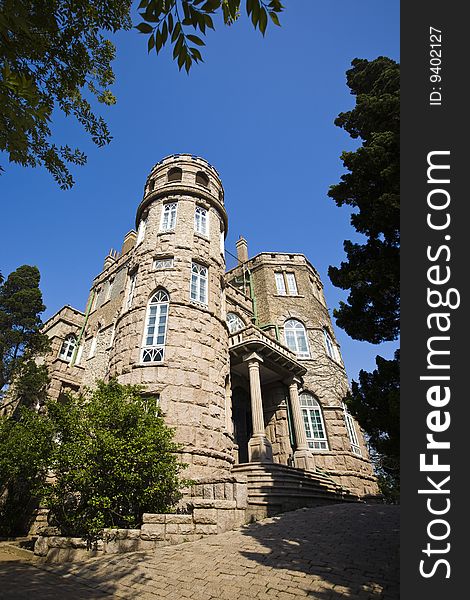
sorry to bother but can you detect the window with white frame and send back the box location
[323,328,339,361]
[141,289,169,363]
[286,272,298,295]
[136,217,147,245]
[154,256,174,270]
[59,334,76,362]
[284,319,310,358]
[126,272,137,310]
[91,287,101,311]
[160,202,177,232]
[275,272,287,295]
[275,271,298,296]
[194,206,208,236]
[105,277,114,302]
[227,312,244,334]
[88,335,97,359]
[343,403,362,455]
[190,262,208,305]
[75,344,84,365]
[299,392,329,450]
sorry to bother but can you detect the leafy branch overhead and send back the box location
[136,1,283,73]
[0,1,283,188]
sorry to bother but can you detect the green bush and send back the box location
[42,380,188,539]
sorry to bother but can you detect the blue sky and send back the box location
[0,1,399,381]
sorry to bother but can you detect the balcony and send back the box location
[229,325,306,382]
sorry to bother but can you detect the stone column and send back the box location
[286,377,315,471]
[243,352,273,463]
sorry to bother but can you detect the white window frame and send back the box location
[136,217,147,245]
[59,334,76,362]
[324,328,339,361]
[153,257,174,270]
[75,343,84,365]
[126,272,137,310]
[343,403,362,455]
[105,277,114,302]
[286,272,298,295]
[299,393,329,450]
[88,336,97,359]
[160,202,177,232]
[275,272,287,295]
[141,289,169,364]
[227,312,245,334]
[284,319,310,358]
[194,206,209,236]
[190,262,208,305]
[91,288,101,312]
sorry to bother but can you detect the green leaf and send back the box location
[247,0,254,16]
[269,11,281,26]
[185,55,192,74]
[190,47,203,62]
[259,7,267,35]
[171,21,181,43]
[204,14,215,30]
[167,13,174,34]
[147,34,155,53]
[156,29,163,53]
[187,34,205,46]
[136,22,154,34]
[161,21,168,45]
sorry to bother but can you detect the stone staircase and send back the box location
[232,462,360,521]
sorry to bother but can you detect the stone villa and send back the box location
[41,154,378,518]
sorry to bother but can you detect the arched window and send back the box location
[284,319,310,358]
[227,312,244,334]
[195,171,209,187]
[299,392,329,450]
[168,167,182,182]
[141,289,169,363]
[59,334,76,362]
[323,328,339,361]
[194,206,209,235]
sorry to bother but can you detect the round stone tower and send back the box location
[109,154,233,480]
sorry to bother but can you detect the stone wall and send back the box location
[34,476,248,563]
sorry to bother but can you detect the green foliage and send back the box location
[136,1,283,73]
[0,1,132,188]
[1,1,283,187]
[329,58,400,500]
[346,350,400,500]
[328,57,399,344]
[0,265,50,402]
[42,380,188,539]
[0,406,55,535]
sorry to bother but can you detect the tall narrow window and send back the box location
[105,277,114,302]
[227,312,244,334]
[190,262,208,305]
[286,273,298,295]
[343,403,361,455]
[275,273,286,295]
[88,335,97,359]
[136,218,147,245]
[141,289,169,363]
[160,202,177,231]
[91,287,101,311]
[299,392,329,450]
[126,272,137,310]
[324,328,339,361]
[59,334,76,362]
[194,206,208,235]
[284,319,310,358]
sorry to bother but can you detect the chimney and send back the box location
[236,236,248,264]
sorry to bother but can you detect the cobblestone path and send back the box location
[0,504,399,600]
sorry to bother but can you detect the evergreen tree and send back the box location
[0,264,50,409]
[328,57,400,500]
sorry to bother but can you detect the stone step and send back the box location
[232,462,358,520]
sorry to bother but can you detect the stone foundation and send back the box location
[34,476,248,563]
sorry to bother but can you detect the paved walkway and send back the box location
[0,504,399,599]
